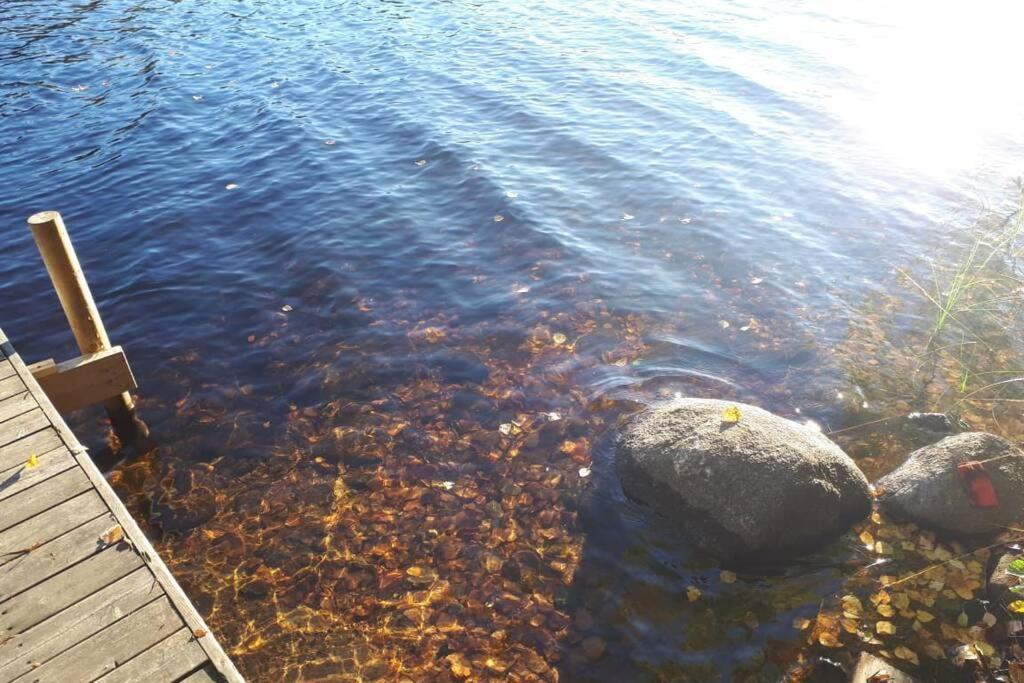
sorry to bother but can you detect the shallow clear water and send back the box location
[2,1,1023,680]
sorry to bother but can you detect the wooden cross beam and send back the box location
[27,347,137,414]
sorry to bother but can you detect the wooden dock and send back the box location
[0,328,243,683]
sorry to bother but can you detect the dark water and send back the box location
[3,1,1023,680]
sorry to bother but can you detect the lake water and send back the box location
[3,1,1023,680]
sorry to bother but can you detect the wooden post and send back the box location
[28,211,150,446]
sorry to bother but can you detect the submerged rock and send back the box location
[987,547,1024,610]
[876,432,1024,538]
[851,652,919,683]
[615,398,871,561]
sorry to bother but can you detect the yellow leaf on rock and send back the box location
[859,530,875,546]
[876,621,896,635]
[877,604,895,617]
[916,610,935,623]
[721,405,741,423]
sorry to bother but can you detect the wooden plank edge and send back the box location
[0,327,246,683]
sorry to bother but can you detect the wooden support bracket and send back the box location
[28,347,137,414]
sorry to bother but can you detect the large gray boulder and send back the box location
[616,398,871,560]
[876,432,1024,538]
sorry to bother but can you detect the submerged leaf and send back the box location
[818,631,840,648]
[1009,600,1024,614]
[894,645,919,665]
[1007,558,1024,577]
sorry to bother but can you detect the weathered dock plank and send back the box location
[0,568,158,682]
[0,361,15,382]
[0,446,77,503]
[0,376,24,403]
[179,665,224,683]
[0,425,62,474]
[0,467,92,533]
[0,392,35,427]
[0,328,243,683]
[0,546,144,635]
[95,627,209,683]
[0,410,49,456]
[0,491,107,563]
[17,597,183,683]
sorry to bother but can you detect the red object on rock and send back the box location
[956,461,999,508]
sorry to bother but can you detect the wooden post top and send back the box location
[28,210,64,226]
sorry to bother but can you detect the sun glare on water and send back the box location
[841,2,1024,177]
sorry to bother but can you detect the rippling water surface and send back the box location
[3,1,1024,680]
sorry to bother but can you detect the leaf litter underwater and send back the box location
[78,264,1024,682]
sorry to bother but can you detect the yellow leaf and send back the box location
[552,333,567,346]
[953,584,974,600]
[894,645,919,665]
[1009,600,1024,614]
[721,405,742,423]
[720,570,737,584]
[891,592,910,610]
[859,530,875,546]
[876,620,896,635]
[818,631,841,648]
[447,654,472,679]
[99,524,124,546]
[25,454,38,469]
[877,604,895,617]
[792,617,811,630]
[916,610,935,623]
[841,595,863,618]
[686,586,702,602]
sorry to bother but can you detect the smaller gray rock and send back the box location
[877,432,1024,538]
